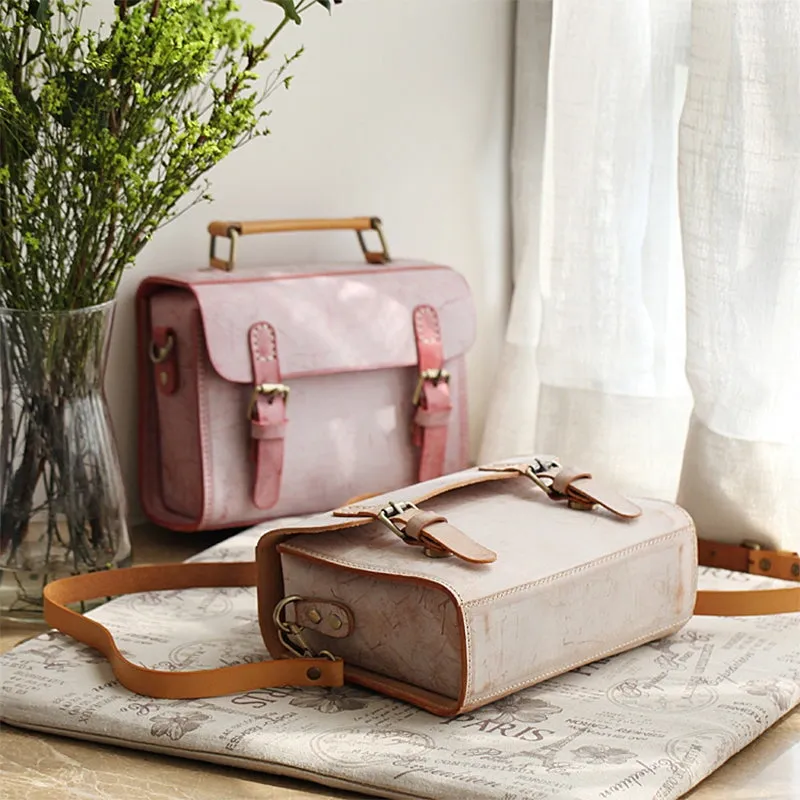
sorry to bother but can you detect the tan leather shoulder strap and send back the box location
[694,587,800,616]
[39,533,799,701]
[42,562,343,699]
[694,538,800,616]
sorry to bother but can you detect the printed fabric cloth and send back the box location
[1,521,799,800]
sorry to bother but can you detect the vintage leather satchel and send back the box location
[136,217,474,531]
[44,456,800,716]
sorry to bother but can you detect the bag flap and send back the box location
[140,261,475,384]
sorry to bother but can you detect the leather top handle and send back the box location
[208,216,391,271]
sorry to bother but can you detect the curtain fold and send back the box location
[676,1,800,551]
[482,0,800,552]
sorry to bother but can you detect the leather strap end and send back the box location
[553,468,642,519]
[400,509,497,564]
[42,563,346,699]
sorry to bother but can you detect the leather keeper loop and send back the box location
[404,510,448,542]
[552,468,592,497]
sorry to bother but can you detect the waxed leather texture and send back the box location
[137,259,475,531]
[274,465,697,713]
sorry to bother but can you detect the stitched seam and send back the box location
[280,544,465,602]
[463,518,697,706]
[251,322,276,363]
[465,526,695,608]
[282,501,693,707]
[414,304,441,345]
[414,305,442,344]
[466,615,692,707]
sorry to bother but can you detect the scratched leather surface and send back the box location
[282,556,463,699]
[141,263,472,528]
[278,478,697,706]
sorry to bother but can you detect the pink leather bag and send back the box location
[136,217,475,532]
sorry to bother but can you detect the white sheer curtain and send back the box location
[480,0,800,553]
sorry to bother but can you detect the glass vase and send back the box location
[0,301,131,621]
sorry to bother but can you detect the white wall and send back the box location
[105,0,515,522]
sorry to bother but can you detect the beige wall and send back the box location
[103,0,515,522]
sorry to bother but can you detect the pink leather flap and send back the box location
[140,262,475,384]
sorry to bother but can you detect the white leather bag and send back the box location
[44,455,800,716]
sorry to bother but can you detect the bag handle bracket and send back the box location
[208,216,391,271]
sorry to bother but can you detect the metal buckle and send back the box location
[376,500,450,558]
[523,458,561,495]
[148,334,174,364]
[356,217,391,264]
[209,226,239,272]
[247,383,290,419]
[412,368,451,406]
[376,500,419,542]
[273,596,335,661]
[741,540,762,551]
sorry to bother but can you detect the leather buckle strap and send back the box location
[371,500,496,563]
[411,305,452,483]
[248,322,288,510]
[697,538,800,581]
[479,461,643,519]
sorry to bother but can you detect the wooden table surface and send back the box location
[1,524,798,800]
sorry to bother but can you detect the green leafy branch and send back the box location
[0,0,340,310]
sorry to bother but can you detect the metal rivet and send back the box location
[791,563,799,578]
[307,608,322,624]
[306,667,322,680]
[759,558,772,572]
[328,614,343,631]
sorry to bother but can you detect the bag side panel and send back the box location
[462,527,698,709]
[280,549,464,700]
[149,291,205,521]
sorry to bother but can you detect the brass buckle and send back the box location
[523,458,561,495]
[356,217,391,264]
[376,500,450,558]
[412,368,451,406]
[148,334,174,364]
[273,596,335,661]
[376,500,419,541]
[247,383,290,419]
